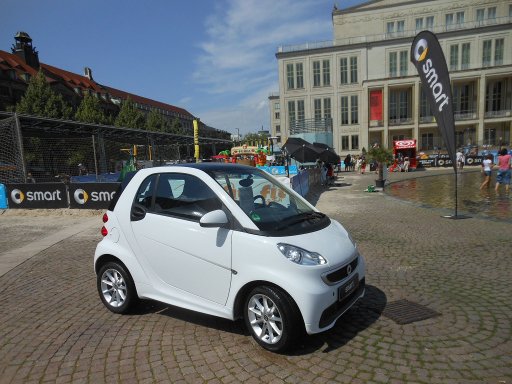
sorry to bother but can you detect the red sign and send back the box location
[394,139,416,149]
[370,90,383,121]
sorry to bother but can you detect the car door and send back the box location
[130,172,232,305]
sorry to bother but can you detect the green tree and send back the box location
[75,93,107,124]
[16,70,72,119]
[169,117,184,135]
[243,132,269,146]
[114,98,145,129]
[146,108,169,132]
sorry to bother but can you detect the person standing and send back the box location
[344,154,351,172]
[480,154,494,190]
[495,148,511,193]
[456,149,465,171]
[403,156,410,172]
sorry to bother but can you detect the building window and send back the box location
[296,63,304,89]
[397,20,405,34]
[286,64,294,89]
[495,38,504,65]
[324,98,331,119]
[341,135,349,150]
[287,63,304,89]
[426,16,434,29]
[313,60,330,87]
[445,13,454,27]
[450,45,459,71]
[297,100,305,121]
[288,101,296,122]
[274,102,280,110]
[453,84,473,115]
[482,40,492,67]
[351,135,359,150]
[313,61,320,87]
[314,99,322,120]
[461,43,470,69]
[399,51,408,76]
[420,88,434,120]
[340,58,348,84]
[322,60,330,86]
[486,81,503,112]
[389,52,397,77]
[341,96,349,125]
[389,89,412,122]
[421,133,434,150]
[456,11,465,25]
[341,95,358,125]
[350,57,358,83]
[276,125,281,133]
[386,22,394,34]
[415,18,423,30]
[487,6,496,20]
[275,112,280,119]
[350,95,358,124]
[476,9,484,23]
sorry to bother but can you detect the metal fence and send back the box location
[0,112,231,184]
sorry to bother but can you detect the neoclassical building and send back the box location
[271,0,512,156]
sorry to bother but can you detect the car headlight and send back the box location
[277,243,327,265]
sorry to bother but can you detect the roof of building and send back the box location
[0,48,194,119]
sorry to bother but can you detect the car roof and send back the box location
[168,162,261,173]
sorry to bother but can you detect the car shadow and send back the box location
[129,299,247,336]
[289,284,387,355]
[129,284,386,355]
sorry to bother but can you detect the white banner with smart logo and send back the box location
[5,183,120,209]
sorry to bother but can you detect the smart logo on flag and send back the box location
[411,31,456,172]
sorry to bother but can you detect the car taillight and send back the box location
[102,213,108,223]
[101,226,108,237]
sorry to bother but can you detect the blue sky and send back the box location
[1,0,366,135]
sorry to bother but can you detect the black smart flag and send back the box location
[411,31,456,172]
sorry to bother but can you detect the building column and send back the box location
[478,73,486,144]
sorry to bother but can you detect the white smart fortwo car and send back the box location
[94,163,365,352]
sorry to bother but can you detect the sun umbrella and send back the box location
[312,143,340,164]
[282,138,321,163]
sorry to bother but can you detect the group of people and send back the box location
[342,154,368,174]
[480,147,511,193]
[319,161,336,186]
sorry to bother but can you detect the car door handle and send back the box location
[130,204,147,221]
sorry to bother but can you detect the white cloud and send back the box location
[193,0,332,133]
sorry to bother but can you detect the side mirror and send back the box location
[199,209,229,228]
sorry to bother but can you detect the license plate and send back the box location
[338,273,359,301]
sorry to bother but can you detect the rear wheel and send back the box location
[244,286,302,352]
[97,262,137,314]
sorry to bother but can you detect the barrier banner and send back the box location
[6,183,68,209]
[69,183,120,209]
[411,31,456,172]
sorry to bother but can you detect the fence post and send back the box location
[13,113,27,181]
[97,130,108,174]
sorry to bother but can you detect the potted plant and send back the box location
[368,145,394,188]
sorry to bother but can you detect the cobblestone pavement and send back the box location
[0,169,510,383]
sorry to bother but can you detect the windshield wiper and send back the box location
[275,212,325,230]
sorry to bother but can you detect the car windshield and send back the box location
[208,167,328,233]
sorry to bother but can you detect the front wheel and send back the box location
[244,286,302,352]
[97,261,137,314]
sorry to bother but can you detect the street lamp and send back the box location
[235,128,240,145]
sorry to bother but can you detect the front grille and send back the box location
[322,256,359,285]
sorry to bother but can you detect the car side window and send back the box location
[134,175,156,209]
[154,173,222,221]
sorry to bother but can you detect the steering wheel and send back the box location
[253,195,266,205]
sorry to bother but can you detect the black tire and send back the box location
[97,261,137,314]
[244,286,302,352]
